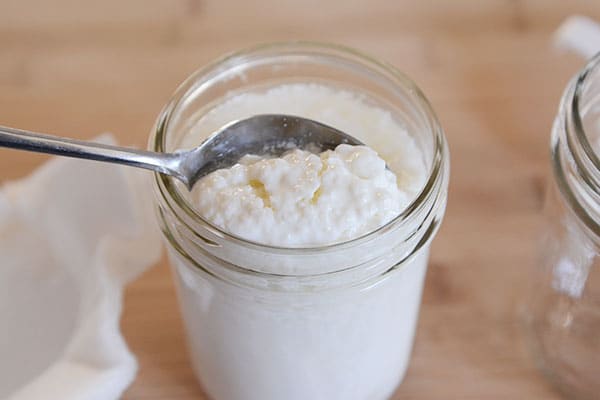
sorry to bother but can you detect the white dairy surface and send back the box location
[182,83,427,200]
[195,145,408,246]
[171,82,433,400]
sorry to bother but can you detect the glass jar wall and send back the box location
[150,43,449,400]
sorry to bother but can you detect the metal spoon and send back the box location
[0,114,362,190]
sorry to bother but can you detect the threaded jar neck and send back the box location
[553,53,600,239]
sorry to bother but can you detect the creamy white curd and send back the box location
[182,83,427,201]
[195,145,408,246]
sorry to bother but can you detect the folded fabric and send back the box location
[554,15,600,59]
[0,134,162,400]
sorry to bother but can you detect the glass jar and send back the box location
[526,54,600,399]
[150,42,449,400]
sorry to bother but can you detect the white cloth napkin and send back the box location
[554,15,600,59]
[0,134,162,400]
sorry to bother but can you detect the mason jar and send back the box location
[526,53,600,399]
[150,42,449,400]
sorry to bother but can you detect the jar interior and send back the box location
[160,46,438,210]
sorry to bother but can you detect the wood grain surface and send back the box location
[2,1,599,398]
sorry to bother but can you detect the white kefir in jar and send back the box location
[152,44,449,400]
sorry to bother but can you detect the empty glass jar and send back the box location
[526,53,600,399]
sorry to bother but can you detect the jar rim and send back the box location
[570,52,600,173]
[151,41,447,255]
[552,52,600,238]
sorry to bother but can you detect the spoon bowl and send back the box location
[0,114,363,190]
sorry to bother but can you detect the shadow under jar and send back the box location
[526,54,600,400]
[150,42,449,400]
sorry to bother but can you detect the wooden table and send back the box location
[1,1,598,398]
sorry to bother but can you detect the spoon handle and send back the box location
[0,125,180,177]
